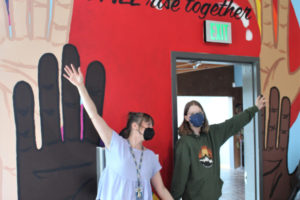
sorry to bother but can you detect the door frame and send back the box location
[171,51,263,200]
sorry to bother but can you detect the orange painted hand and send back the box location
[259,0,300,102]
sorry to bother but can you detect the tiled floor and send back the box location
[219,167,245,200]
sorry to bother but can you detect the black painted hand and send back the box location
[13,44,105,200]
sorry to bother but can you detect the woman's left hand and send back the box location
[63,64,84,88]
[255,95,267,110]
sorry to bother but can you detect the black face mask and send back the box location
[142,128,155,141]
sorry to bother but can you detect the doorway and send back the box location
[171,52,262,200]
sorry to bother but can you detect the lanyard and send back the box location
[128,141,144,199]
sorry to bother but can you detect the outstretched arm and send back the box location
[151,172,174,200]
[63,64,113,148]
[212,95,267,146]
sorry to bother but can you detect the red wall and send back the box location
[69,0,261,186]
[289,4,300,125]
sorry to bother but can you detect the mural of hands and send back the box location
[248,1,300,198]
[259,0,300,102]
[13,44,106,199]
[262,87,292,200]
[0,1,78,199]
[0,0,74,120]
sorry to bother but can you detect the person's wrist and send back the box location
[77,82,85,89]
[254,105,260,110]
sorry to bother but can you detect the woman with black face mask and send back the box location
[63,64,173,200]
[171,97,266,200]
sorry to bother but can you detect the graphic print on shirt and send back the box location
[198,145,213,168]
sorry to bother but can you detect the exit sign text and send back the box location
[204,20,232,44]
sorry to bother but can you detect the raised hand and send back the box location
[13,44,106,199]
[64,64,84,87]
[262,87,292,200]
[255,95,267,110]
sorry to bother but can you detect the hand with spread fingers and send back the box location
[13,44,106,199]
[262,87,292,200]
[0,2,74,198]
[64,64,84,87]
[246,1,299,199]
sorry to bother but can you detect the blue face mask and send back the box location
[189,113,205,127]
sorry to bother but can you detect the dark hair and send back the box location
[234,103,243,114]
[119,112,154,139]
[178,100,209,136]
[235,103,242,108]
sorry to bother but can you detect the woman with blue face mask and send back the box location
[63,64,173,200]
[171,97,266,200]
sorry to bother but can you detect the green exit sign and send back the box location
[204,20,232,44]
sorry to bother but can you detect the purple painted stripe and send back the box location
[5,0,11,25]
[80,104,84,140]
[61,126,64,142]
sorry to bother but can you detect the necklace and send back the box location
[128,141,144,200]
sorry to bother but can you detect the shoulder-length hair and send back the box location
[119,112,154,139]
[178,100,209,136]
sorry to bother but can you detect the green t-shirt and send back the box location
[171,106,259,200]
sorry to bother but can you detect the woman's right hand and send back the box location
[63,64,84,87]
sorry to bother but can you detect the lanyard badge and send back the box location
[136,186,143,200]
[128,141,144,200]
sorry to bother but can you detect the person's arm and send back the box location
[151,172,173,200]
[212,95,266,146]
[171,138,190,200]
[63,64,113,148]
